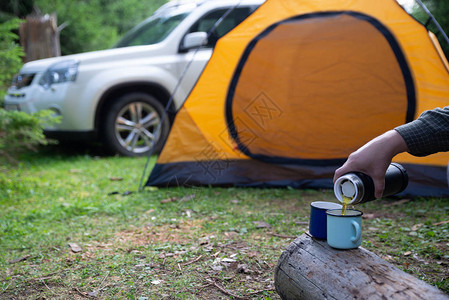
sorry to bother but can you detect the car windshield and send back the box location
[113,11,190,48]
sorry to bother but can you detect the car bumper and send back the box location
[4,83,95,131]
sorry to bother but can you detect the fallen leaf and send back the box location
[135,264,147,268]
[403,251,412,256]
[381,255,394,261]
[222,258,237,263]
[411,223,423,231]
[198,235,215,245]
[253,221,271,229]
[412,254,429,264]
[237,263,251,274]
[180,194,195,202]
[362,213,376,219]
[87,290,99,297]
[109,177,123,181]
[211,265,223,271]
[161,197,178,204]
[248,251,258,258]
[68,243,82,253]
[224,231,238,238]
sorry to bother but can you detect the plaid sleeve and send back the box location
[395,106,449,157]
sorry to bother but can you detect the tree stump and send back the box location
[20,13,61,62]
[275,233,449,300]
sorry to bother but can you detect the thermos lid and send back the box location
[333,173,364,204]
[341,180,356,198]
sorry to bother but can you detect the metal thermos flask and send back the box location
[334,163,408,205]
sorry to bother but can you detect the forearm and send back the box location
[395,106,449,156]
[334,130,408,198]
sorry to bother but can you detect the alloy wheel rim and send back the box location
[114,102,161,154]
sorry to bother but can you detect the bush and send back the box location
[0,109,60,163]
[0,18,57,163]
[0,18,24,105]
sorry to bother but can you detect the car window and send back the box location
[114,12,190,48]
[188,7,256,48]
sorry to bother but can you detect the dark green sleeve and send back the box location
[394,106,449,157]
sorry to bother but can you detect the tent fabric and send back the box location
[227,11,415,163]
[147,0,449,197]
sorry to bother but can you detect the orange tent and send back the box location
[147,0,449,196]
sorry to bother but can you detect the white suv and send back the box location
[4,0,263,156]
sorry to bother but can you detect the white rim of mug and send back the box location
[326,208,363,217]
[310,201,342,210]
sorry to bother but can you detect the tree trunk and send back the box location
[275,233,449,300]
[20,13,61,62]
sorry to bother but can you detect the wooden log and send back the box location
[275,233,449,300]
[20,13,61,62]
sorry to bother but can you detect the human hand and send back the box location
[333,130,408,198]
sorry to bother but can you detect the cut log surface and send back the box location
[275,233,449,300]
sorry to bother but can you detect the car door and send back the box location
[174,6,260,108]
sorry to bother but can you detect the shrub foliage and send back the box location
[0,18,24,103]
[0,109,59,163]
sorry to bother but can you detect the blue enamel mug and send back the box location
[326,209,363,249]
[309,201,342,239]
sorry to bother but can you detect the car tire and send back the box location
[102,92,170,157]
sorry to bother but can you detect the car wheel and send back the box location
[102,92,169,156]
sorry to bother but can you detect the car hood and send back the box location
[20,44,165,74]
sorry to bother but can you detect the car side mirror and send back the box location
[180,32,208,51]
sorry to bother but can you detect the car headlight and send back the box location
[39,59,79,88]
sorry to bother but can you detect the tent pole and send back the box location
[137,1,244,192]
[414,0,449,46]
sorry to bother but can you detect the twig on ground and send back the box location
[181,254,203,266]
[41,279,56,295]
[210,275,236,282]
[73,287,91,298]
[433,220,449,226]
[34,271,61,281]
[98,271,110,290]
[267,232,297,239]
[9,254,30,264]
[248,287,276,295]
[206,278,248,300]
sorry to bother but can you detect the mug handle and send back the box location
[351,220,361,243]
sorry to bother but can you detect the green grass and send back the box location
[0,145,448,299]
